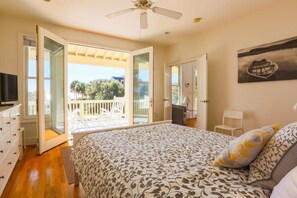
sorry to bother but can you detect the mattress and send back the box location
[71,123,270,197]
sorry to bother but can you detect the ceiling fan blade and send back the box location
[106,8,137,19]
[140,12,148,29]
[152,7,182,20]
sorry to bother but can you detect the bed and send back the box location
[71,122,271,198]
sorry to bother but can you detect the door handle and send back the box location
[200,100,210,103]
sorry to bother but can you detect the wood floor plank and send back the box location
[1,143,86,198]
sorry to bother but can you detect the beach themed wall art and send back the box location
[238,36,297,83]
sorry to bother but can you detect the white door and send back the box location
[129,47,154,125]
[196,54,208,129]
[37,26,68,154]
[164,64,172,120]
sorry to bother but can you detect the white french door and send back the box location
[129,47,154,125]
[164,64,172,120]
[37,26,68,154]
[164,54,208,129]
[196,54,208,129]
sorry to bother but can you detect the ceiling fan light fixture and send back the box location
[106,0,183,29]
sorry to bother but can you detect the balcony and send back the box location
[29,99,149,133]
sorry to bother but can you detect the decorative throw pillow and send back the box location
[213,124,279,168]
[248,122,297,189]
[270,166,297,198]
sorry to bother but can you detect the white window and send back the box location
[23,36,37,117]
[23,36,52,117]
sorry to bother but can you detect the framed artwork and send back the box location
[238,36,297,83]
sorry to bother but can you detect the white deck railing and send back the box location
[29,99,149,117]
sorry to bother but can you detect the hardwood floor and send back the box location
[1,143,86,198]
[186,118,196,128]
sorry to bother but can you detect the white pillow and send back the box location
[271,166,297,198]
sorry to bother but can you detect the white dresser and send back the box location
[0,105,22,196]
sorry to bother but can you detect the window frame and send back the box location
[171,65,181,105]
[17,33,37,123]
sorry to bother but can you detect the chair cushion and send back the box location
[270,166,297,198]
[248,122,297,189]
[213,124,279,168]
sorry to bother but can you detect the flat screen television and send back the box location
[0,73,18,106]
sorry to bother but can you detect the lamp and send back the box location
[183,96,191,108]
[294,103,297,111]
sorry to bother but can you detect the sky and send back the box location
[68,63,125,86]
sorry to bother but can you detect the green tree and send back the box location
[96,80,124,100]
[70,80,79,99]
[75,81,86,99]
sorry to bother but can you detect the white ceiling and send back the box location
[0,0,281,46]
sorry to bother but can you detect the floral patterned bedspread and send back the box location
[71,124,270,198]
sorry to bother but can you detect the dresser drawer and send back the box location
[1,113,11,134]
[0,157,9,195]
[10,110,20,129]
[0,132,11,161]
[0,116,3,138]
[10,126,20,145]
[0,153,11,192]
[11,138,20,166]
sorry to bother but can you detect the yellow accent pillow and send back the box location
[213,124,279,168]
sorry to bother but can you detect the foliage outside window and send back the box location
[70,79,125,100]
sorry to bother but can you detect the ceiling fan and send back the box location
[105,0,183,29]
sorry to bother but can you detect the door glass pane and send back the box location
[133,52,149,124]
[28,79,37,116]
[44,36,65,140]
[171,66,180,105]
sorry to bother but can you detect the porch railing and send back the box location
[29,99,149,117]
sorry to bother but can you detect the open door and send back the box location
[37,26,68,154]
[164,64,172,120]
[129,47,154,125]
[196,54,208,129]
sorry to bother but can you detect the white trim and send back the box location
[129,46,154,124]
[18,33,37,122]
[37,26,68,154]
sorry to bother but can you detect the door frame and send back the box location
[129,47,154,125]
[37,26,68,154]
[164,55,208,128]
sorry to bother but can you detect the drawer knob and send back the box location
[17,115,20,117]
[13,134,16,136]
[14,152,17,155]
[8,162,12,165]
[0,176,4,179]
[6,122,10,124]
[7,141,11,143]
[0,150,3,153]
[12,118,16,120]
[18,145,21,147]
[0,127,2,131]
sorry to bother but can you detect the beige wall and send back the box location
[166,0,297,132]
[0,14,166,145]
